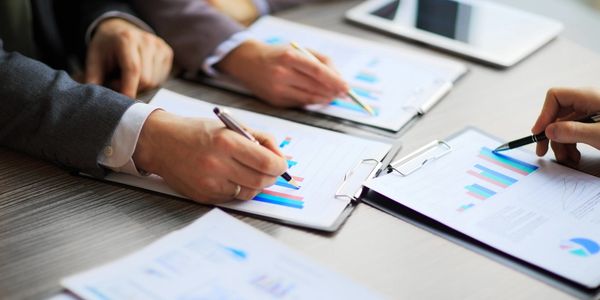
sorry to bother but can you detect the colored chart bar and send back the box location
[469,163,518,187]
[330,99,380,116]
[457,203,475,212]
[355,71,378,83]
[265,36,285,45]
[279,137,292,148]
[274,176,303,190]
[287,160,298,168]
[351,87,379,101]
[465,184,496,199]
[253,189,304,209]
[479,147,538,175]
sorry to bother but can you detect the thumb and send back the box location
[546,121,600,149]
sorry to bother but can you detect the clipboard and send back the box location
[183,16,467,133]
[86,89,401,233]
[356,127,600,299]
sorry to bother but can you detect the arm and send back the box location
[131,0,245,73]
[0,41,287,203]
[0,41,133,177]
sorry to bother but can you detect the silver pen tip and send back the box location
[493,144,509,152]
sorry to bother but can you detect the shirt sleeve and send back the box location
[97,102,161,176]
[252,0,271,15]
[85,11,155,44]
[202,30,255,77]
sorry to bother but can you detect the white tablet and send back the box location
[346,0,563,67]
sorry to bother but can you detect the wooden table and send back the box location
[3,1,600,299]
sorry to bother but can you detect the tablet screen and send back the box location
[372,0,474,43]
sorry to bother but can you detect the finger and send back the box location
[227,160,278,190]
[251,131,284,157]
[532,88,600,134]
[546,121,600,149]
[235,186,261,201]
[550,141,569,164]
[283,49,348,93]
[565,143,581,165]
[215,130,287,176]
[157,40,173,84]
[536,139,549,157]
[309,49,335,68]
[287,73,340,101]
[117,41,142,98]
[138,43,155,91]
[84,45,105,85]
[281,85,336,106]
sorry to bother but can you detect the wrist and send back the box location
[132,110,172,175]
[216,39,265,77]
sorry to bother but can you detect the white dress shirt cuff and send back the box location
[252,0,271,15]
[85,11,155,44]
[202,31,254,77]
[98,103,161,176]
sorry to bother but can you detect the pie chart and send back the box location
[560,238,600,257]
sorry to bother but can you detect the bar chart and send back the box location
[252,136,305,209]
[461,147,539,207]
[459,147,539,203]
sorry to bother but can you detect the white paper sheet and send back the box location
[365,128,600,288]
[106,89,391,231]
[237,16,466,131]
[62,209,384,300]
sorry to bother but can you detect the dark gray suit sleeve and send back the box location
[131,0,244,73]
[0,42,134,177]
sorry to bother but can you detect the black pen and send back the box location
[213,107,301,189]
[494,113,600,152]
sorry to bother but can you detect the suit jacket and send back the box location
[0,0,144,71]
[131,0,319,73]
[0,41,134,177]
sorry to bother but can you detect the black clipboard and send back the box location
[358,127,600,299]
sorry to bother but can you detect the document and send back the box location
[105,89,391,231]
[62,209,384,300]
[208,16,467,131]
[365,128,600,288]
[205,16,467,131]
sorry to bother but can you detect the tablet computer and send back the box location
[346,0,563,67]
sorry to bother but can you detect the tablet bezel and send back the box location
[345,0,563,68]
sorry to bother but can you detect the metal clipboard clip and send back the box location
[335,159,382,203]
[387,140,452,176]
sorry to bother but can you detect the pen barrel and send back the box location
[508,133,547,148]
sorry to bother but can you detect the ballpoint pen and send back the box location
[494,113,600,152]
[289,41,377,116]
[213,107,301,189]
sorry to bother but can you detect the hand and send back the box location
[132,110,288,204]
[85,18,174,98]
[216,40,348,107]
[531,87,600,166]
[206,0,259,26]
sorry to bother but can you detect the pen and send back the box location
[213,107,301,189]
[289,41,377,116]
[494,113,600,152]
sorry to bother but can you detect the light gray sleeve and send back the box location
[0,41,135,177]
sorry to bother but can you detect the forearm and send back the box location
[0,46,133,177]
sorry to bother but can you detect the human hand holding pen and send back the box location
[132,110,287,204]
[216,40,348,107]
[531,88,600,166]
